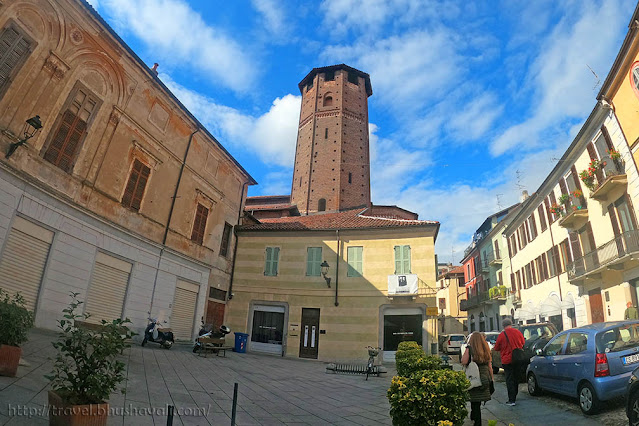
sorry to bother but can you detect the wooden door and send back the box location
[589,288,605,323]
[299,308,320,359]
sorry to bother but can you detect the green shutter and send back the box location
[265,247,279,276]
[394,245,411,274]
[307,247,322,276]
[272,247,280,276]
[404,245,411,274]
[348,247,363,277]
[265,247,272,276]
[394,246,401,274]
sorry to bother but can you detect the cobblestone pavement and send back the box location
[0,331,629,425]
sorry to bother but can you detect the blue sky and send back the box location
[87,0,635,263]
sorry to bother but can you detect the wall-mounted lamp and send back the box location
[320,260,331,288]
[5,115,43,159]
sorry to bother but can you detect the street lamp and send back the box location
[5,115,43,159]
[320,260,331,288]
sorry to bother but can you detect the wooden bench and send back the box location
[197,336,233,357]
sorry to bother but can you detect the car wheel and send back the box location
[493,366,499,374]
[578,382,600,415]
[527,373,541,396]
[629,390,639,426]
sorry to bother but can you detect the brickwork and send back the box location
[291,65,372,214]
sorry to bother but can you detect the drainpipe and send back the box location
[227,181,249,301]
[149,127,199,316]
[334,229,340,306]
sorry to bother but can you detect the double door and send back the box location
[299,308,320,359]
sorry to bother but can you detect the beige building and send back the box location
[503,101,639,329]
[436,265,466,335]
[225,208,439,361]
[0,0,255,338]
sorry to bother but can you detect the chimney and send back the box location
[151,63,159,75]
[520,190,529,202]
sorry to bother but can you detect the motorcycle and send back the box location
[193,321,231,353]
[141,318,174,349]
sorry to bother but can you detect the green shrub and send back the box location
[0,288,34,347]
[395,341,443,376]
[388,369,469,426]
[397,341,421,351]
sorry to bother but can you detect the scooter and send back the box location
[193,321,231,353]
[141,318,174,349]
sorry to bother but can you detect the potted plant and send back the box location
[607,148,621,161]
[549,203,564,218]
[572,189,583,199]
[0,288,34,377]
[46,293,134,425]
[558,193,571,205]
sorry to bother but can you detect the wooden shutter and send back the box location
[530,213,538,239]
[524,221,531,244]
[601,125,615,151]
[531,261,537,284]
[541,253,549,280]
[122,159,151,211]
[172,280,198,340]
[626,194,639,229]
[190,204,209,245]
[307,247,321,276]
[395,245,411,274]
[507,235,512,258]
[265,247,279,276]
[0,217,53,311]
[510,273,516,292]
[494,240,500,259]
[549,192,558,221]
[609,204,626,256]
[498,271,503,285]
[0,26,31,94]
[347,246,362,277]
[84,253,131,324]
[44,88,98,172]
[538,205,547,231]
[559,178,570,210]
[586,142,605,183]
[219,223,232,257]
[569,231,582,260]
[545,197,553,223]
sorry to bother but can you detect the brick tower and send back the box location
[290,64,373,215]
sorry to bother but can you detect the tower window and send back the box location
[348,72,359,85]
[323,96,333,107]
[325,128,328,139]
[318,198,326,212]
[348,172,352,183]
[324,70,335,81]
[306,79,313,91]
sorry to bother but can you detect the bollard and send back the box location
[231,382,238,425]
[167,405,174,426]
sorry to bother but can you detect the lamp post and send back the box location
[5,115,43,159]
[320,260,331,288]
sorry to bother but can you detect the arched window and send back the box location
[631,62,639,99]
[318,198,326,211]
[323,95,333,107]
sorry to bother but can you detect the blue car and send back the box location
[526,320,639,415]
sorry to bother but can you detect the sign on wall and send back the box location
[388,274,418,295]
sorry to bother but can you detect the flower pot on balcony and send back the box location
[48,390,109,426]
[0,344,21,377]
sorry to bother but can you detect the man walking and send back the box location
[625,301,639,320]
[493,318,525,406]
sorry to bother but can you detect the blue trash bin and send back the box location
[234,332,249,353]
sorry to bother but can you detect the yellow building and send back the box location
[225,207,439,362]
[436,265,466,335]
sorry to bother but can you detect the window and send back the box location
[525,264,533,289]
[348,172,352,183]
[545,333,568,356]
[538,204,547,232]
[219,223,232,257]
[559,238,571,271]
[324,70,335,81]
[44,85,101,172]
[306,247,322,276]
[547,247,557,277]
[323,96,333,107]
[324,127,328,139]
[509,234,517,256]
[121,159,151,211]
[306,79,313,91]
[528,213,538,240]
[317,198,326,211]
[190,203,209,245]
[264,247,280,276]
[209,287,227,301]
[549,192,558,222]
[394,245,411,274]
[493,240,500,260]
[515,271,522,290]
[347,246,363,277]
[0,24,32,99]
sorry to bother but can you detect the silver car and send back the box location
[443,334,465,354]
[459,331,499,361]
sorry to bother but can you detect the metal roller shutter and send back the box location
[172,280,199,340]
[0,217,53,311]
[84,252,132,324]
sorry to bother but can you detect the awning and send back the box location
[514,301,538,320]
[561,293,576,310]
[539,294,562,317]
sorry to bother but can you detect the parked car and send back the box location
[527,320,639,415]
[459,331,500,362]
[443,334,465,354]
[626,365,639,424]
[438,334,448,352]
[492,322,558,374]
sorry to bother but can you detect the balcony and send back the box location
[567,230,639,281]
[486,285,508,304]
[590,174,628,201]
[489,253,502,266]
[558,208,589,229]
[460,292,489,311]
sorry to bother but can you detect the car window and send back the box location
[521,325,553,341]
[565,333,588,355]
[544,333,567,356]
[596,324,639,353]
[450,335,465,341]
[485,334,498,345]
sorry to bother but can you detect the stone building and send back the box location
[0,0,255,339]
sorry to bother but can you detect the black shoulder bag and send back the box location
[504,329,527,364]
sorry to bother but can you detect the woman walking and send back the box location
[461,332,494,426]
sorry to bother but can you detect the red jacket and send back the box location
[494,327,525,365]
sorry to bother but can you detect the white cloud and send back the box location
[251,0,287,37]
[100,0,254,92]
[161,74,300,167]
[256,171,293,196]
[491,1,632,155]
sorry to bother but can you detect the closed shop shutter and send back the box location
[0,217,53,311]
[172,280,198,340]
[84,252,132,324]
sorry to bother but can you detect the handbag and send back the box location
[489,380,495,394]
[504,329,527,364]
[464,348,482,389]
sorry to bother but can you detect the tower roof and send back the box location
[298,64,372,97]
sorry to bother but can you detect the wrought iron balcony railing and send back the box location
[567,230,639,280]
[459,292,489,311]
